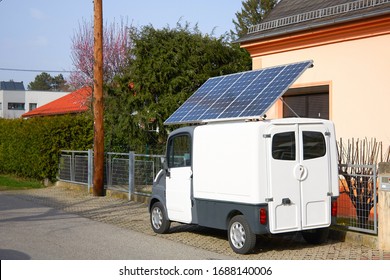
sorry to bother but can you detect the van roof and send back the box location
[267,117,331,125]
[201,117,331,126]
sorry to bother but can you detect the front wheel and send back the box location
[150,202,171,234]
[228,215,256,254]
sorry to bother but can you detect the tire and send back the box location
[150,202,171,234]
[301,227,329,244]
[228,215,256,254]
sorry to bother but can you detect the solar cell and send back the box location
[164,60,313,125]
[183,74,242,122]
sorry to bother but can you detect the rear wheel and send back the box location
[150,202,171,234]
[228,215,256,254]
[301,227,329,244]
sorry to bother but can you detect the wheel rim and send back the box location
[230,221,246,249]
[151,207,163,229]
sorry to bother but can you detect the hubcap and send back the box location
[152,207,163,229]
[230,222,246,249]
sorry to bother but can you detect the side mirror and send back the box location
[161,157,170,177]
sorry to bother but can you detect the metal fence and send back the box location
[59,150,92,184]
[336,164,378,235]
[58,150,163,198]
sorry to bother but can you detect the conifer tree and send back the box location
[232,0,277,38]
[105,23,252,153]
[28,72,69,91]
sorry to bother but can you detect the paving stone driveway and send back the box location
[3,185,390,260]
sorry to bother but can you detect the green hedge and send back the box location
[0,114,93,181]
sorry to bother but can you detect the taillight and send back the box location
[260,208,267,225]
[331,200,337,217]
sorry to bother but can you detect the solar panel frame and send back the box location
[164,60,313,125]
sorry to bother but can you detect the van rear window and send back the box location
[303,131,326,160]
[272,132,296,161]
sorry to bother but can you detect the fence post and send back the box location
[107,153,112,189]
[128,152,135,200]
[373,165,378,235]
[378,162,390,250]
[71,151,75,182]
[88,149,93,193]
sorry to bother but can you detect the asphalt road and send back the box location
[2,185,390,280]
[1,185,389,261]
[0,193,231,260]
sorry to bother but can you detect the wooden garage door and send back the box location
[283,93,329,119]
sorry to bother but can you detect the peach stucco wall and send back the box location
[252,34,390,146]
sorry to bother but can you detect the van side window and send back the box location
[303,131,326,160]
[272,132,296,161]
[167,134,191,168]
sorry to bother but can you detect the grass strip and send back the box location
[0,174,44,191]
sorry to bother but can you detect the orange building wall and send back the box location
[242,17,390,147]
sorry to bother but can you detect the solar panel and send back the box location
[164,60,313,125]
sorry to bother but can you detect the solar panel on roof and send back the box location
[164,60,313,125]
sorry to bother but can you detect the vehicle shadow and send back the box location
[0,249,31,260]
[168,223,342,256]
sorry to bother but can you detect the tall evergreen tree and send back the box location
[232,0,278,38]
[28,72,69,91]
[105,23,252,153]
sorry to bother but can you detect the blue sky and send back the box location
[0,0,244,87]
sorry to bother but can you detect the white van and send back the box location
[149,118,339,254]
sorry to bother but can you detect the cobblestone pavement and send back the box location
[2,185,390,260]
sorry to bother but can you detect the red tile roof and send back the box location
[22,87,92,118]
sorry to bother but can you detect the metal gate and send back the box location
[337,163,377,235]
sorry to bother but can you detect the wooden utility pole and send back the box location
[93,0,105,196]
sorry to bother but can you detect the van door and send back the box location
[165,133,193,223]
[266,123,331,234]
[299,124,331,230]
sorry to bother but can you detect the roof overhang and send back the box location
[236,3,390,45]
[239,14,390,57]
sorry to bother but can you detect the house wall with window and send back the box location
[0,90,69,119]
[238,1,390,146]
[25,91,69,115]
[0,90,25,119]
[251,33,390,145]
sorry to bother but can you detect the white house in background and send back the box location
[0,81,69,119]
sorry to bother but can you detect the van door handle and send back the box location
[294,164,308,181]
[282,198,291,205]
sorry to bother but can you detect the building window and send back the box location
[0,102,2,110]
[8,103,25,110]
[282,85,329,119]
[29,103,38,111]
